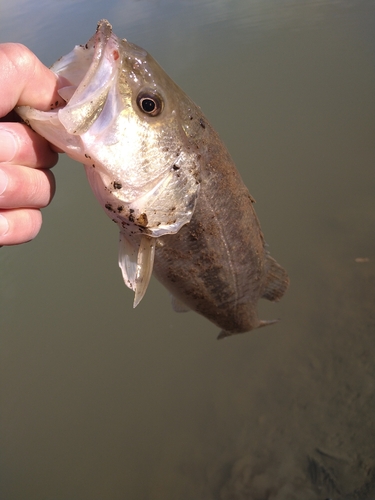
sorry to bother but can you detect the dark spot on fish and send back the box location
[51,100,61,110]
[105,203,114,213]
[117,205,124,213]
[85,43,89,49]
[188,222,205,241]
[113,181,122,189]
[199,118,206,129]
[171,207,176,211]
[129,213,135,223]
[157,222,161,226]
[189,115,193,120]
[172,164,180,171]
[92,164,95,168]
[136,213,148,227]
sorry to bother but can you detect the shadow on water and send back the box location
[0,1,374,499]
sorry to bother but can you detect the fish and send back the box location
[16,19,289,338]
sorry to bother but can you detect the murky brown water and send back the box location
[1,1,374,499]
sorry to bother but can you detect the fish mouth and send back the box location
[54,19,121,135]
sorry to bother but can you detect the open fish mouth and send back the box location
[18,20,126,154]
[54,19,120,135]
[53,20,147,137]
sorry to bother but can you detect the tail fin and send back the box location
[261,254,290,302]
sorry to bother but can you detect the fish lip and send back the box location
[96,19,113,42]
[92,19,116,63]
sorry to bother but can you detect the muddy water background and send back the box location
[1,1,374,499]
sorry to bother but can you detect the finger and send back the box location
[0,123,58,168]
[0,208,42,245]
[0,43,64,116]
[0,164,55,209]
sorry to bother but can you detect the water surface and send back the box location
[0,1,374,499]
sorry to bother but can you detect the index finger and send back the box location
[0,43,65,117]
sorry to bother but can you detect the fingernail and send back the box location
[0,169,8,196]
[0,214,9,236]
[0,129,18,162]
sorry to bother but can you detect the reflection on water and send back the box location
[1,1,374,499]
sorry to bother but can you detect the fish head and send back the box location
[17,20,201,238]
[54,19,185,156]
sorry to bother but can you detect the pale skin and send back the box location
[0,43,63,245]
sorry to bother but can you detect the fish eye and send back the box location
[136,91,163,116]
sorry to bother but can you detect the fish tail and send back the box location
[261,254,290,302]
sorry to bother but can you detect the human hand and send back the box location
[0,43,64,245]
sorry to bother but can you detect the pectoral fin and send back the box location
[118,232,155,308]
[133,235,156,308]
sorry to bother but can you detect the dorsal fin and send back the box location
[261,254,290,302]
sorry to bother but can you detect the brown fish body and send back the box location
[154,116,289,337]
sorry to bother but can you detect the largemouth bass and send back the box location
[17,20,289,338]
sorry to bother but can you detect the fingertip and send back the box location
[0,208,42,245]
[0,213,9,237]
